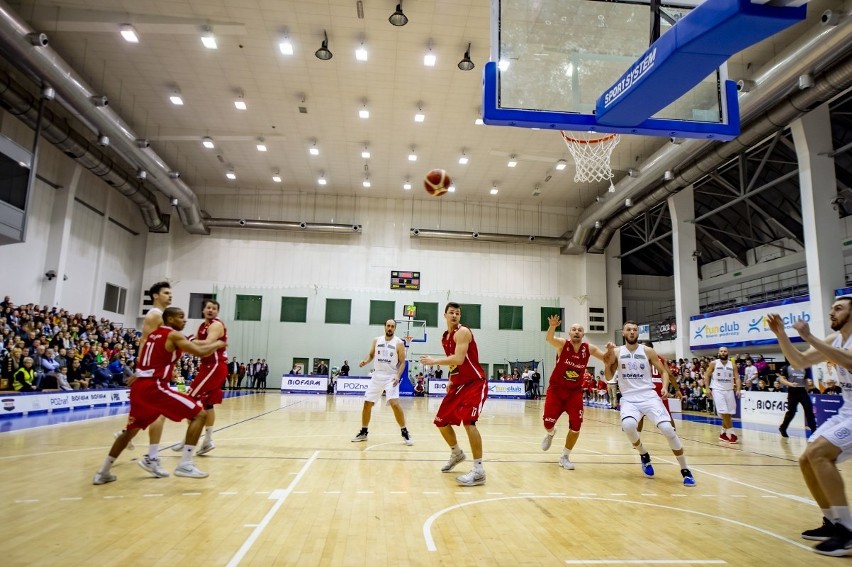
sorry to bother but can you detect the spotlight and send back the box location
[97,135,109,147]
[663,170,675,181]
[315,30,333,60]
[458,43,475,71]
[27,32,48,47]
[90,95,109,107]
[170,198,179,206]
[135,139,150,148]
[389,2,408,26]
[136,169,147,180]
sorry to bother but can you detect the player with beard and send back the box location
[351,319,412,446]
[541,315,614,470]
[637,340,673,432]
[767,297,852,556]
[703,346,742,443]
[606,321,695,486]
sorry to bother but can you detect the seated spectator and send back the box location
[2,346,23,390]
[805,378,820,394]
[773,378,786,393]
[55,366,74,391]
[754,354,769,377]
[41,347,61,389]
[824,378,843,395]
[67,358,89,390]
[14,356,40,392]
[90,360,112,388]
[107,353,126,386]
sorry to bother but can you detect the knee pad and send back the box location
[621,417,640,443]
[658,421,682,450]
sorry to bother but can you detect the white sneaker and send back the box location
[559,455,575,470]
[542,430,556,451]
[171,442,185,452]
[115,431,134,450]
[441,451,466,473]
[174,463,209,479]
[456,468,486,486]
[351,430,368,442]
[137,455,170,478]
[196,440,215,456]
[92,471,117,485]
[401,429,413,446]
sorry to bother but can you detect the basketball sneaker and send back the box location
[92,471,117,485]
[778,426,789,438]
[441,450,466,472]
[401,428,413,446]
[815,524,852,557]
[681,469,696,487]
[456,468,486,486]
[640,452,654,478]
[171,442,185,452]
[559,455,575,470]
[728,433,739,443]
[541,430,555,451]
[174,463,209,479]
[719,432,731,443]
[196,440,216,456]
[803,517,838,541]
[114,430,134,450]
[351,429,368,442]
[137,455,170,478]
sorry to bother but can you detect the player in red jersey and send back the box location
[541,314,614,470]
[172,299,228,456]
[637,340,673,432]
[93,307,226,485]
[420,302,488,486]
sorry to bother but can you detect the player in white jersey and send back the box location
[768,296,852,557]
[351,320,412,445]
[703,347,742,443]
[606,321,695,487]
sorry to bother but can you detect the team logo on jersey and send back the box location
[563,370,579,381]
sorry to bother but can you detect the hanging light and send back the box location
[458,43,475,71]
[389,2,408,26]
[315,30,333,60]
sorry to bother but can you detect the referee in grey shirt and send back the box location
[778,360,817,437]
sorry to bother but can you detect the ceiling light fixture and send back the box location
[424,43,436,67]
[414,104,424,122]
[226,168,236,180]
[389,2,409,26]
[201,136,215,149]
[359,101,370,119]
[490,186,498,195]
[361,147,371,159]
[315,30,333,60]
[272,169,282,183]
[120,24,139,43]
[507,155,518,168]
[355,41,368,61]
[448,184,456,193]
[256,137,267,152]
[403,179,412,190]
[498,59,510,72]
[363,178,371,188]
[474,117,484,125]
[555,159,567,171]
[279,33,294,55]
[234,90,247,110]
[458,43,474,71]
[318,173,327,185]
[309,141,319,156]
[565,62,574,77]
[201,25,217,49]
[459,151,469,165]
[408,148,417,162]
[169,90,184,105]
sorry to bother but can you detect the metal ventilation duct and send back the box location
[205,218,363,234]
[566,8,852,254]
[0,0,207,234]
[410,227,569,246]
[0,68,167,232]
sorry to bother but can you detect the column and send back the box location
[606,228,623,340]
[668,184,700,361]
[39,164,82,307]
[790,103,843,335]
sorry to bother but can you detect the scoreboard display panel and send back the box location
[390,270,420,290]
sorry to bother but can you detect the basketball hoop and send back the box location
[560,131,621,184]
[404,335,413,347]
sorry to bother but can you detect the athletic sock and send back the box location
[634,442,646,454]
[676,454,687,469]
[562,448,571,458]
[473,458,484,471]
[823,508,834,521]
[181,445,196,466]
[832,506,852,530]
[451,444,462,455]
[100,455,116,474]
[147,444,159,460]
[204,427,213,443]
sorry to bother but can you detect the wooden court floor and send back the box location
[0,393,844,566]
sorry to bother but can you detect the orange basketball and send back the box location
[424,169,451,196]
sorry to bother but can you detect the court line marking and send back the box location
[364,441,409,452]
[226,450,318,567]
[422,496,812,554]
[654,456,815,505]
[565,561,726,565]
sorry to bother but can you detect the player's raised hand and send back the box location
[766,313,785,335]
[792,319,811,338]
[548,314,561,328]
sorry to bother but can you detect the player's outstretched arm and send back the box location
[420,327,471,367]
[791,319,852,369]
[545,315,566,350]
[171,332,224,358]
[767,314,828,369]
[193,321,224,345]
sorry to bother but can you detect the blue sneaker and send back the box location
[682,469,696,487]
[640,452,654,478]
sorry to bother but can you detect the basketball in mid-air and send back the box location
[424,169,451,196]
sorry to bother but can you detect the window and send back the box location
[588,306,606,332]
[189,292,217,319]
[499,305,523,330]
[103,283,127,315]
[541,307,564,331]
[235,294,263,321]
[458,303,481,329]
[369,300,395,325]
[414,302,439,327]
[492,363,508,380]
[325,298,352,324]
[281,296,308,322]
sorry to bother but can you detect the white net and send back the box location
[560,131,621,183]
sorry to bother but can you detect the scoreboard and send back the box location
[390,270,420,290]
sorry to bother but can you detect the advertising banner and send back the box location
[0,388,130,416]
[690,296,810,350]
[280,375,327,394]
[336,376,372,396]
[487,381,525,399]
[428,379,448,396]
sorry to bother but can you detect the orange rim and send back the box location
[560,131,620,144]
